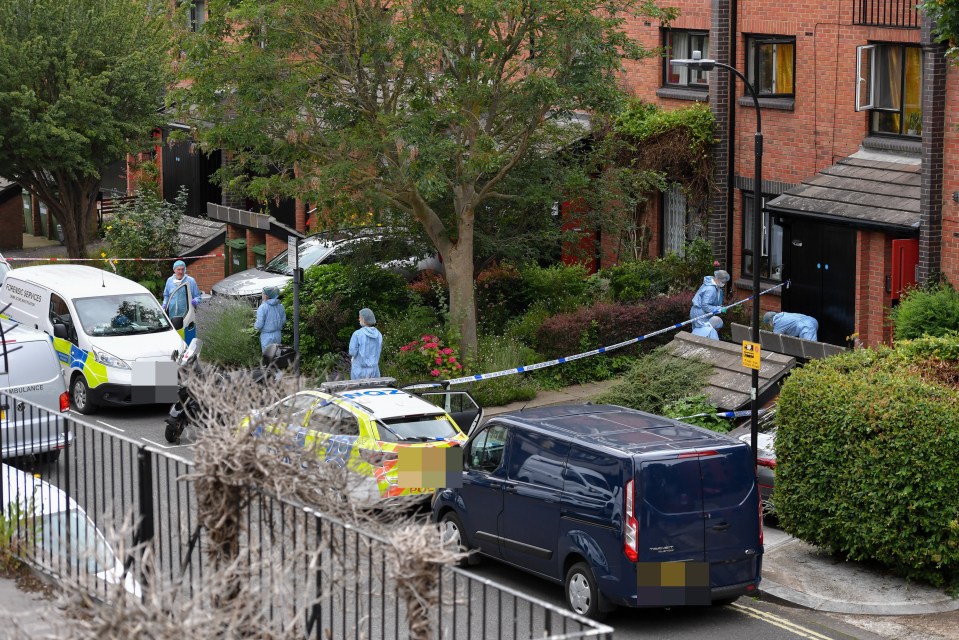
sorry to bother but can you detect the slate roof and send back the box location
[765,155,921,232]
[664,332,796,411]
[178,215,226,256]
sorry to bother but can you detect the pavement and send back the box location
[0,376,956,636]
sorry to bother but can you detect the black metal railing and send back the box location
[853,0,921,28]
[0,391,614,639]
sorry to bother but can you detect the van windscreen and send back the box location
[74,294,171,337]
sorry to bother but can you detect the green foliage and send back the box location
[0,0,172,257]
[614,100,716,148]
[196,297,261,368]
[396,334,464,380]
[891,283,959,341]
[104,188,187,297]
[285,263,412,373]
[776,341,959,587]
[603,238,714,302]
[662,394,729,433]
[519,263,596,313]
[594,348,713,413]
[460,335,539,407]
[922,0,959,62]
[475,263,529,334]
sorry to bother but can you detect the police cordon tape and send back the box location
[675,408,772,421]
[1,254,225,262]
[404,279,790,393]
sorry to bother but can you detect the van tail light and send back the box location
[59,392,70,413]
[757,456,776,469]
[624,479,639,562]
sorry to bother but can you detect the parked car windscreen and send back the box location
[74,294,171,337]
[263,241,334,275]
[376,415,459,441]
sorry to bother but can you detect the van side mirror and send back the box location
[171,316,184,330]
[53,324,68,340]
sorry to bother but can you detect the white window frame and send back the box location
[855,44,875,111]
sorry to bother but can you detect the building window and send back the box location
[745,35,796,97]
[189,0,206,32]
[662,184,704,257]
[663,30,710,89]
[741,193,783,282]
[856,44,922,137]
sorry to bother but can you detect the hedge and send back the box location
[776,342,959,587]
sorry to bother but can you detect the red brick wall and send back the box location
[0,191,24,250]
[186,243,226,293]
[855,230,892,347]
[246,229,265,270]
[942,67,959,283]
[266,234,287,262]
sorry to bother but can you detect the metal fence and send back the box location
[853,0,920,28]
[0,391,614,639]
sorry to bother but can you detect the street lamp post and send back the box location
[671,51,763,468]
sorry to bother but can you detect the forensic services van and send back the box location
[0,266,184,414]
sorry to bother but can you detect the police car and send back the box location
[250,378,481,502]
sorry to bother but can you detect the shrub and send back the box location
[602,238,714,303]
[461,335,539,407]
[594,347,713,413]
[285,263,411,371]
[397,334,464,380]
[475,262,529,333]
[776,341,959,587]
[891,283,959,341]
[196,297,261,368]
[103,188,187,298]
[519,263,595,313]
[662,394,730,433]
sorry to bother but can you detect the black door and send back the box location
[161,132,222,218]
[780,218,856,345]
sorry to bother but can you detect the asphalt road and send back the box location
[21,404,894,640]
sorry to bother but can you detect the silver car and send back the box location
[211,229,441,304]
[0,315,72,462]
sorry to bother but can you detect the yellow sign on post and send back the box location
[741,341,761,370]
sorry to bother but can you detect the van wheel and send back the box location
[439,512,472,567]
[71,376,96,414]
[565,562,607,620]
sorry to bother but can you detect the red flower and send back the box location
[448,357,456,363]
[455,364,462,369]
[442,347,453,355]
[430,369,441,376]
[435,357,442,364]
[400,346,409,352]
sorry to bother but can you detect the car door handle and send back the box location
[505,485,517,494]
[711,521,730,532]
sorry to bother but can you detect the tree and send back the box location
[922,0,959,62]
[177,0,675,357]
[0,0,172,258]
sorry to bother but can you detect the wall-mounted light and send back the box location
[952,191,959,203]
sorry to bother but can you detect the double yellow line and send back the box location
[731,602,838,639]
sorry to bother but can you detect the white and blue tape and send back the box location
[405,280,790,391]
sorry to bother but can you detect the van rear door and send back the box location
[700,446,762,586]
[637,457,705,563]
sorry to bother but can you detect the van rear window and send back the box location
[7,341,60,380]
[700,449,754,511]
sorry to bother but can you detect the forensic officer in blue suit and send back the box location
[763,311,819,341]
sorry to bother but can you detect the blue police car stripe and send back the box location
[404,280,789,391]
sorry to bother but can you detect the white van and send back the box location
[0,315,71,461]
[0,266,184,414]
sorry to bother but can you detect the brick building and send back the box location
[578,0,954,347]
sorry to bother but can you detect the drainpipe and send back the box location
[725,0,737,274]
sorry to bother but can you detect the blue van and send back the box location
[432,404,763,619]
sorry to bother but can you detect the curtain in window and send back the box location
[904,46,922,130]
[775,43,794,94]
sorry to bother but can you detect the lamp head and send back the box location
[669,49,716,72]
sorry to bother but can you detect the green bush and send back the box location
[285,263,412,373]
[460,335,539,407]
[103,188,186,298]
[776,342,959,587]
[196,297,261,368]
[662,394,729,433]
[593,347,713,413]
[476,262,529,334]
[519,262,595,313]
[602,238,714,303]
[891,283,959,341]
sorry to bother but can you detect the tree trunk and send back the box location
[47,181,98,258]
[445,226,477,361]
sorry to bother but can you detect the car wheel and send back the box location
[71,376,96,415]
[37,450,61,464]
[439,512,472,567]
[565,562,607,620]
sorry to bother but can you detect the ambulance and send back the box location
[0,266,186,414]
